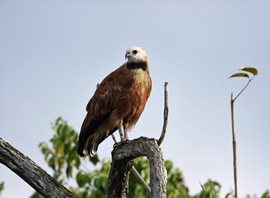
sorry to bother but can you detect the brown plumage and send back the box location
[77,46,152,157]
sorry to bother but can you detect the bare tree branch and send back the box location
[158,82,169,146]
[107,137,167,198]
[0,138,76,198]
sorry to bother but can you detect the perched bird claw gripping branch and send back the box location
[77,46,152,157]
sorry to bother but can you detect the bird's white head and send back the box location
[125,46,148,63]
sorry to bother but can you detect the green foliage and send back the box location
[0,182,4,196]
[39,117,81,182]
[239,66,258,76]
[229,66,258,79]
[30,192,43,198]
[165,160,190,198]
[229,72,250,79]
[245,190,270,198]
[261,190,270,198]
[193,180,221,198]
[76,159,111,198]
[30,117,268,198]
[34,117,109,197]
[32,117,191,198]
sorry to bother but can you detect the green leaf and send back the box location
[76,171,85,187]
[261,190,270,198]
[76,171,91,188]
[239,66,258,76]
[48,157,56,170]
[30,192,43,198]
[225,192,233,198]
[0,182,4,197]
[229,72,250,79]
[66,165,73,178]
[89,154,100,165]
[165,160,173,172]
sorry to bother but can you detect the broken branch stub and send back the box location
[107,137,167,198]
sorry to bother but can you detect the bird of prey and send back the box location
[77,46,152,157]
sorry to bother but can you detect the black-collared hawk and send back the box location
[77,46,152,157]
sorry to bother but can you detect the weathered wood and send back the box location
[0,138,76,198]
[107,137,167,198]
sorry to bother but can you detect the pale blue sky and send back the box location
[0,0,269,197]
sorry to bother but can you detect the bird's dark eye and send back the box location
[132,50,138,54]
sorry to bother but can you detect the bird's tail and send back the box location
[77,112,112,157]
[77,130,100,157]
[82,138,98,157]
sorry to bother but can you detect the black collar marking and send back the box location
[127,62,147,71]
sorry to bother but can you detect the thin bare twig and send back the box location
[233,78,252,102]
[158,82,169,146]
[130,166,151,192]
[230,76,254,198]
[230,94,238,198]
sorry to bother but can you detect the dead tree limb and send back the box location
[111,133,151,193]
[107,137,167,198]
[0,138,76,198]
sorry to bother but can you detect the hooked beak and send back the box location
[125,52,130,59]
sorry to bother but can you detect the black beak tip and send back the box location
[125,52,130,59]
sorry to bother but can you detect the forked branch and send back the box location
[107,137,167,198]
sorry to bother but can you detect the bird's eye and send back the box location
[132,50,138,54]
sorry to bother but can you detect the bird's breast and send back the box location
[131,69,151,93]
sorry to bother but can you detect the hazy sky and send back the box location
[1,0,269,197]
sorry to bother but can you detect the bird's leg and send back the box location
[118,125,126,142]
[124,129,129,141]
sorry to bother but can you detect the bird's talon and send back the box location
[120,137,125,142]
[113,142,121,148]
